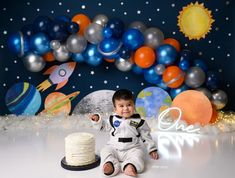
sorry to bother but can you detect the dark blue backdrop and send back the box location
[0,0,234,115]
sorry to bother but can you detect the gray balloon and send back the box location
[129,21,146,33]
[23,53,45,72]
[154,64,165,75]
[93,14,108,27]
[211,90,228,110]
[144,27,164,49]
[115,57,133,72]
[196,87,212,100]
[84,23,104,44]
[66,34,87,53]
[53,44,71,62]
[185,67,206,88]
[50,40,61,50]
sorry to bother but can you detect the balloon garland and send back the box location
[7,13,228,119]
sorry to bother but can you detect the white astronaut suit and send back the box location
[92,113,157,176]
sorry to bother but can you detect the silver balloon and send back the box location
[53,44,71,62]
[185,67,206,88]
[196,87,212,100]
[50,40,61,50]
[66,34,87,53]
[144,27,164,49]
[129,21,146,33]
[154,64,165,75]
[211,90,228,110]
[84,23,104,44]
[93,14,108,27]
[23,53,45,72]
[115,57,133,72]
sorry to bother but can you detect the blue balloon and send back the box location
[33,16,52,33]
[144,66,161,84]
[84,44,103,66]
[106,18,125,38]
[193,59,208,72]
[30,33,50,55]
[67,22,80,34]
[157,78,170,91]
[118,45,131,59]
[156,44,177,65]
[179,59,190,71]
[98,37,122,59]
[7,32,30,57]
[170,85,189,99]
[206,71,221,89]
[72,53,85,62]
[122,28,144,50]
[103,27,113,38]
[47,20,69,41]
[132,64,143,75]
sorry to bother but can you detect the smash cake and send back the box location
[61,132,100,170]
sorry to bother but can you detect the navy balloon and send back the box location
[30,33,50,55]
[193,59,208,72]
[179,49,193,62]
[55,15,71,23]
[122,28,144,50]
[144,66,161,84]
[84,44,103,66]
[132,64,143,75]
[103,27,113,38]
[47,20,68,41]
[206,71,221,89]
[118,46,132,59]
[7,32,30,57]
[21,24,35,38]
[67,22,80,34]
[72,53,85,62]
[106,18,125,38]
[170,85,189,99]
[157,44,177,66]
[33,16,52,33]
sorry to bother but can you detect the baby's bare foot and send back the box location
[124,164,137,177]
[103,162,114,175]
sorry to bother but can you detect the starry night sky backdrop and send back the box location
[0,0,234,115]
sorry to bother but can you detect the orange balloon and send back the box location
[172,90,212,125]
[163,38,181,52]
[104,58,115,63]
[209,106,218,124]
[72,14,91,35]
[134,46,156,68]
[43,52,55,62]
[162,66,184,88]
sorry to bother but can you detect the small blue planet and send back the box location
[135,87,172,118]
[5,82,41,115]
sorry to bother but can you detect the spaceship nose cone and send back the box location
[68,62,76,70]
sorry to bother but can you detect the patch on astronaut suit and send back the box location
[114,120,121,127]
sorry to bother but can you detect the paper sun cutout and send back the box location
[177,1,214,40]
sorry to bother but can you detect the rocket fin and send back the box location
[55,79,68,90]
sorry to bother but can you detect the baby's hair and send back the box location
[112,89,134,106]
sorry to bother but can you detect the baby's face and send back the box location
[114,99,135,118]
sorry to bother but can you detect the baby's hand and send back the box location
[90,114,99,122]
[150,151,159,160]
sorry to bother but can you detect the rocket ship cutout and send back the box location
[37,62,76,92]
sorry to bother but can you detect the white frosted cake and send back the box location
[65,132,95,166]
